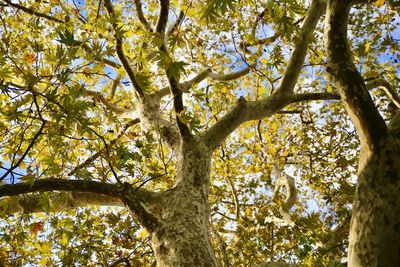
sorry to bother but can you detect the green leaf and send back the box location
[21,174,35,187]
[115,25,128,39]
[56,30,75,46]
[169,61,188,79]
[202,0,237,23]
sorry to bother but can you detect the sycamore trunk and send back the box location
[348,137,400,266]
[148,140,218,266]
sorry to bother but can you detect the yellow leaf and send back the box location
[245,208,252,217]
[270,120,279,131]
[375,0,385,7]
[39,242,52,254]
[365,42,371,52]
[267,146,277,155]
[23,52,36,65]
[39,257,47,267]
[260,58,268,65]
[137,228,148,239]
[60,233,69,246]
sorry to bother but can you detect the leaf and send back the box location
[260,58,268,65]
[0,197,20,215]
[365,42,371,53]
[245,208,252,217]
[375,0,385,7]
[137,228,148,239]
[31,221,44,235]
[0,67,12,80]
[23,52,36,65]
[56,29,75,46]
[169,61,188,79]
[202,0,237,23]
[21,174,35,187]
[115,25,128,39]
[60,233,69,246]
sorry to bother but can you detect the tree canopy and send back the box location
[0,0,399,266]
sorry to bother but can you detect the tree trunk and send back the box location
[148,139,218,266]
[325,1,400,265]
[348,137,400,266]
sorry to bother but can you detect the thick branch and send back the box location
[208,66,253,82]
[156,0,170,34]
[325,0,388,150]
[201,94,289,149]
[2,192,124,214]
[3,0,64,23]
[366,78,400,108]
[275,0,325,96]
[166,68,193,140]
[201,0,326,150]
[0,178,160,230]
[134,0,152,31]
[289,92,340,103]
[153,66,253,100]
[0,179,122,198]
[202,92,340,150]
[154,0,192,140]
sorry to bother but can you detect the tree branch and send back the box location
[275,0,326,96]
[366,78,400,108]
[0,178,160,230]
[68,119,140,176]
[134,0,152,31]
[289,92,340,103]
[0,179,122,198]
[153,66,253,100]
[1,192,124,215]
[84,89,136,116]
[156,0,169,34]
[154,0,192,140]
[1,2,123,70]
[200,0,326,150]
[201,92,340,150]
[241,33,279,50]
[167,10,184,37]
[325,0,389,150]
[72,40,121,69]
[3,0,64,23]
[0,120,46,182]
[104,0,145,97]
[201,94,290,150]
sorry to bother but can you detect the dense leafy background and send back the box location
[0,0,399,265]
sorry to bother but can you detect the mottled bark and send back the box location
[348,139,400,266]
[147,139,218,266]
[325,0,400,265]
[150,187,217,266]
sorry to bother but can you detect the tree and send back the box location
[326,1,400,265]
[0,0,398,265]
